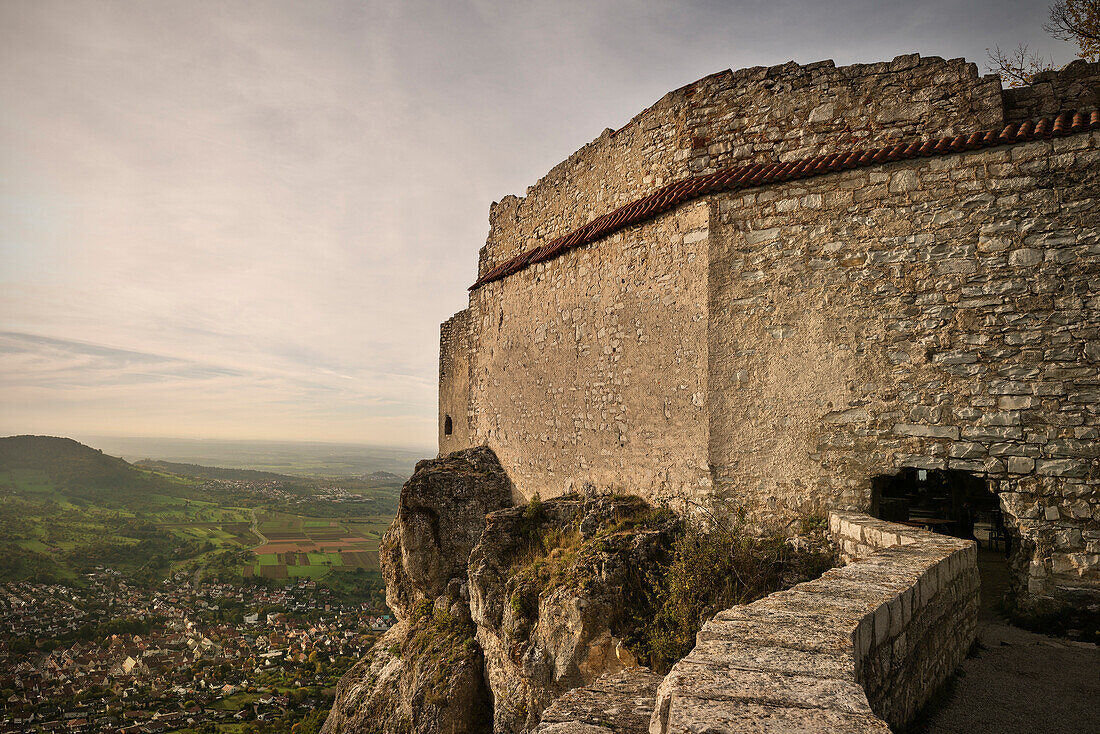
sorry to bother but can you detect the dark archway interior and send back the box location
[444,415,453,436]
[872,468,1006,550]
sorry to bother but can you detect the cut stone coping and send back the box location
[650,511,978,733]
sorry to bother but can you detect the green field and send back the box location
[246,511,392,581]
[0,436,398,595]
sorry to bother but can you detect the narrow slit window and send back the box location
[444,415,453,435]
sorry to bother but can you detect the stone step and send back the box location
[535,667,664,734]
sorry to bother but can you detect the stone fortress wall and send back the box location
[1002,58,1100,121]
[439,54,1100,613]
[476,55,1004,275]
[707,127,1100,605]
[463,201,714,504]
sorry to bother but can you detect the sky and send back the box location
[0,0,1082,449]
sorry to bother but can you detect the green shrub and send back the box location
[510,589,534,621]
[638,508,836,672]
[498,495,836,675]
[522,493,543,522]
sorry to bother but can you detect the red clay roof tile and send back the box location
[470,110,1100,290]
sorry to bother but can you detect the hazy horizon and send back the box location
[79,433,434,455]
[1,0,1081,446]
[1,432,431,476]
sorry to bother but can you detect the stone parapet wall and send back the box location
[479,55,1004,274]
[650,511,977,733]
[828,514,979,728]
[1003,60,1100,123]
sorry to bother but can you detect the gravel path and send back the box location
[918,550,1100,734]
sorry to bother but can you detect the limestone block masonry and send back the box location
[651,512,977,733]
[439,54,1100,614]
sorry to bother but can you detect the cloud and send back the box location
[0,329,436,446]
[0,0,1079,446]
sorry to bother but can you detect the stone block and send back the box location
[688,639,854,679]
[890,170,920,193]
[662,662,875,714]
[1035,459,1086,477]
[874,604,890,645]
[661,696,890,734]
[1009,248,1043,266]
[949,442,986,458]
[1007,456,1035,474]
[893,423,960,439]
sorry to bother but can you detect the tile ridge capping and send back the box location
[469,110,1100,291]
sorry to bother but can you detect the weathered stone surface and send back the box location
[321,613,490,734]
[538,725,613,734]
[382,446,512,619]
[1002,59,1100,121]
[324,448,510,734]
[535,668,664,733]
[659,661,874,714]
[468,494,679,734]
[657,696,892,734]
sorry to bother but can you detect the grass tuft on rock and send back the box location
[499,494,836,673]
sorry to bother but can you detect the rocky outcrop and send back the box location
[321,613,489,734]
[381,446,513,618]
[326,447,847,734]
[323,447,511,734]
[467,495,680,733]
[534,668,664,734]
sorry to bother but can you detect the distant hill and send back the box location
[0,435,203,505]
[81,436,425,478]
[135,459,298,483]
[0,435,134,486]
[0,436,220,584]
[0,436,403,586]
[0,440,146,490]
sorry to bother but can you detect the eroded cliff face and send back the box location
[467,495,679,733]
[320,614,488,734]
[380,448,515,619]
[323,447,510,734]
[323,450,680,734]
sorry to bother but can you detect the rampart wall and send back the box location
[651,511,978,733]
[1003,58,1100,122]
[480,56,1003,274]
[707,129,1100,605]
[440,56,1100,611]
[466,201,713,503]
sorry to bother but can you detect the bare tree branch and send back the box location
[986,44,1058,87]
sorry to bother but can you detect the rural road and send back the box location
[249,508,268,548]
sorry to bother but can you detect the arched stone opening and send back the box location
[871,468,1014,616]
[871,468,1010,547]
[444,415,453,436]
